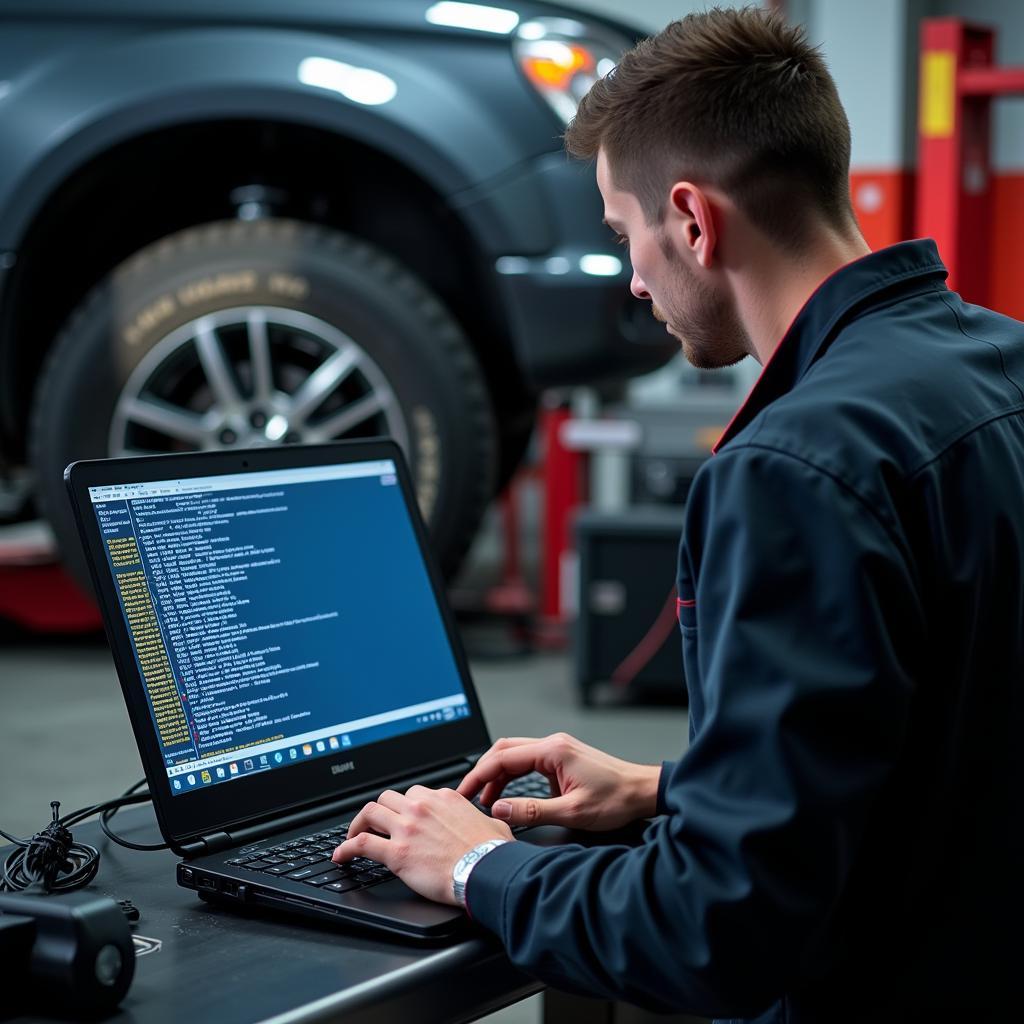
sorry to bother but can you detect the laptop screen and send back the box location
[86,458,472,798]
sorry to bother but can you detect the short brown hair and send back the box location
[564,6,854,248]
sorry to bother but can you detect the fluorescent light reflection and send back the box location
[495,256,530,275]
[298,57,397,106]
[426,2,520,34]
[579,254,623,276]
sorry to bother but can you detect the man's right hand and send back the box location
[457,733,662,831]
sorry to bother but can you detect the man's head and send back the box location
[565,6,856,367]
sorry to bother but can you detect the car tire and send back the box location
[30,218,497,587]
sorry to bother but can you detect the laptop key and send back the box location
[292,859,341,876]
[241,860,271,871]
[285,866,321,880]
[264,861,303,875]
[321,879,361,894]
[303,870,344,886]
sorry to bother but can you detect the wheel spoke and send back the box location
[287,345,360,424]
[119,397,210,445]
[194,318,242,410]
[247,311,274,402]
[305,392,388,442]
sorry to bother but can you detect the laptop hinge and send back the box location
[184,831,233,857]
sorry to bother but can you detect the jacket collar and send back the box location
[712,238,948,454]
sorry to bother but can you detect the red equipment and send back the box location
[916,18,1024,306]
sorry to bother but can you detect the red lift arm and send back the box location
[916,18,1024,306]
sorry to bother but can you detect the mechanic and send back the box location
[334,8,1022,1021]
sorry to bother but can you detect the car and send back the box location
[0,0,674,583]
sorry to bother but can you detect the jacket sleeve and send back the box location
[465,445,924,1017]
[657,760,676,816]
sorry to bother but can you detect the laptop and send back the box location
[65,439,557,941]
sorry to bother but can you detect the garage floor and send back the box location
[0,617,690,1024]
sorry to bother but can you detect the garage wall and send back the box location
[794,1,922,261]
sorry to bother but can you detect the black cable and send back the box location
[99,780,167,852]
[0,779,168,893]
[0,801,97,893]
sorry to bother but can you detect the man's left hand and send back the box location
[332,786,514,905]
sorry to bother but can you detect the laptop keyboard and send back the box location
[225,773,551,895]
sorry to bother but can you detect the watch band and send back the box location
[452,839,509,908]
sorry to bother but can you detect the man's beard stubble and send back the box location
[654,236,749,370]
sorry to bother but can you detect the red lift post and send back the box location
[916,18,1024,305]
[536,402,585,646]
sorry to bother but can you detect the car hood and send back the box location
[4,0,643,37]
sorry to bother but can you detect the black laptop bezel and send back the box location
[65,439,493,852]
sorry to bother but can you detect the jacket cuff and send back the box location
[464,839,548,931]
[657,761,676,816]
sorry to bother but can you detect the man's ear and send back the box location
[668,182,717,269]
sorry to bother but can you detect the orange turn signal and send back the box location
[520,43,595,91]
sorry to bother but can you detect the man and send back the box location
[333,8,1022,1020]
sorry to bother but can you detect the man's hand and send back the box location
[458,732,662,831]
[332,786,513,905]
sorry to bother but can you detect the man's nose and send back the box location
[630,271,650,301]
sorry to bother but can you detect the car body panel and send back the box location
[0,0,674,468]
[0,25,552,252]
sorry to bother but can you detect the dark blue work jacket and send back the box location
[468,239,1024,1022]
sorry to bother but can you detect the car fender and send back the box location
[0,24,554,256]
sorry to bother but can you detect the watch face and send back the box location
[455,841,503,883]
[454,850,479,883]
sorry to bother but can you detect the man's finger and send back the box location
[342,801,400,845]
[332,831,390,865]
[375,789,409,813]
[456,737,540,797]
[479,775,515,807]
[489,794,577,828]
[458,742,551,799]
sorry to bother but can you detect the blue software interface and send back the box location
[87,459,471,796]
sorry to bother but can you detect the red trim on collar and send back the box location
[711,249,875,455]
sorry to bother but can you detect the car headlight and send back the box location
[514,17,633,125]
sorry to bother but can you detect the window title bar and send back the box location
[88,459,397,503]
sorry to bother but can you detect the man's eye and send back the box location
[614,234,629,248]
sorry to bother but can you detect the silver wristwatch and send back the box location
[452,839,508,908]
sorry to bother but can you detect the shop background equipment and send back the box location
[574,506,689,706]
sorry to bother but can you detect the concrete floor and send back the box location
[0,618,689,1024]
